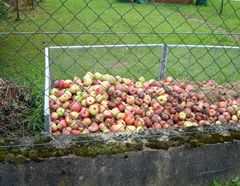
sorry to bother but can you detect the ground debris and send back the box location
[0,78,34,138]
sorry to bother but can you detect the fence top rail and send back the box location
[47,44,240,50]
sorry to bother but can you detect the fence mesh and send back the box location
[0,0,240,141]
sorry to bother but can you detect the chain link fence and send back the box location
[0,0,240,141]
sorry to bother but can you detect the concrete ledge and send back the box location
[0,142,239,186]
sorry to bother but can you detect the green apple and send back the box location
[215,120,222,125]
[232,105,239,111]
[156,95,167,105]
[95,113,104,123]
[89,104,100,116]
[179,112,186,120]
[104,74,116,85]
[135,81,143,88]
[116,76,123,82]
[94,72,103,80]
[149,79,155,83]
[50,88,58,96]
[83,78,93,86]
[111,108,120,117]
[184,121,194,127]
[56,107,65,117]
[232,115,238,122]
[96,94,104,103]
[126,125,137,132]
[138,76,145,83]
[69,84,80,94]
[81,99,87,107]
[237,110,240,117]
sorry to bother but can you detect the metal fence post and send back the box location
[44,47,51,134]
[159,44,169,80]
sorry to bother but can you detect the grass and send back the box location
[212,176,240,186]
[1,0,240,85]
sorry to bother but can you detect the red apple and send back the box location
[71,130,81,135]
[63,79,73,89]
[134,118,145,127]
[88,123,99,133]
[151,114,161,123]
[110,124,125,132]
[128,86,137,95]
[116,112,125,120]
[185,84,194,92]
[51,112,58,121]
[209,109,217,117]
[126,95,135,105]
[51,122,58,132]
[70,102,82,112]
[62,128,71,135]
[173,85,182,94]
[152,123,162,129]
[218,101,226,108]
[103,110,114,119]
[79,108,90,119]
[143,94,151,104]
[118,104,125,112]
[86,96,95,106]
[55,80,64,89]
[124,114,135,125]
[143,117,152,127]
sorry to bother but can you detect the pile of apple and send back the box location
[49,72,240,135]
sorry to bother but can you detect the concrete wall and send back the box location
[0,142,239,186]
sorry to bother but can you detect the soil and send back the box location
[0,78,34,138]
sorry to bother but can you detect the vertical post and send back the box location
[159,44,168,80]
[15,0,20,21]
[44,47,51,134]
[210,48,216,80]
[219,0,224,15]
[187,49,192,80]
[31,0,34,9]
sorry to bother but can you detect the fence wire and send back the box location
[0,0,240,142]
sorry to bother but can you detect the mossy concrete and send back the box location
[0,141,239,186]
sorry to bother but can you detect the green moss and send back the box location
[145,132,238,150]
[4,153,16,163]
[145,139,179,150]
[34,134,52,144]
[71,142,143,157]
[15,155,27,164]
[230,131,240,140]
[0,129,240,163]
[28,150,40,161]
[9,148,21,155]
[0,139,19,146]
[184,139,204,148]
[73,136,98,142]
[0,149,6,161]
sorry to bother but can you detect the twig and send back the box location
[5,85,9,99]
